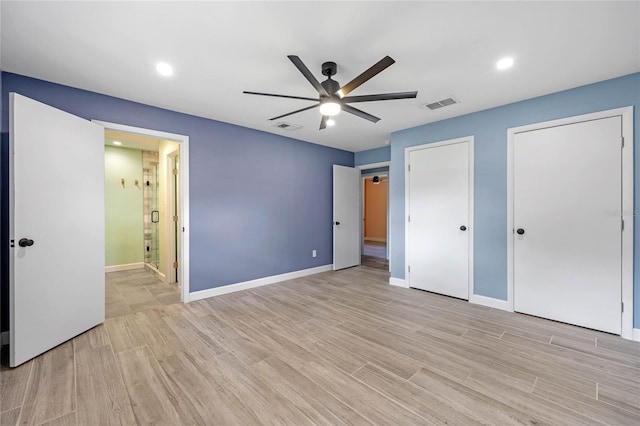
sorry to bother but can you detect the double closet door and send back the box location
[407,139,473,299]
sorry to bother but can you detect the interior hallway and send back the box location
[362,240,388,270]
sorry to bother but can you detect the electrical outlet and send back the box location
[312,250,317,258]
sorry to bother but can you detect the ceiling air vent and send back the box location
[424,97,459,110]
[273,122,302,131]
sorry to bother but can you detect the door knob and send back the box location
[334,221,341,225]
[459,226,467,231]
[18,238,34,247]
[516,228,525,235]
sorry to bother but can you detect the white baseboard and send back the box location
[105,262,144,273]
[389,277,407,288]
[469,294,511,311]
[189,264,333,302]
[364,238,387,243]
[144,264,166,282]
[1,331,8,346]
[633,328,640,342]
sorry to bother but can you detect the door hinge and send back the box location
[173,168,179,175]
[173,215,179,222]
[173,261,179,268]
[10,240,14,248]
[408,265,411,273]
[622,136,624,148]
[622,219,624,231]
[408,215,410,222]
[408,164,411,172]
[622,302,624,312]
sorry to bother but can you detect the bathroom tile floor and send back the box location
[106,269,180,319]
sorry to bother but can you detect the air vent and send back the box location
[424,97,459,110]
[273,122,302,131]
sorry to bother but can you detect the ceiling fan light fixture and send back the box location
[319,100,341,116]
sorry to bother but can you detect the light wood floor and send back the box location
[2,266,639,425]
[106,269,180,319]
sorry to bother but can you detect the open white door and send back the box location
[10,93,105,367]
[333,165,360,270]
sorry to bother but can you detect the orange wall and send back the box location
[364,179,387,240]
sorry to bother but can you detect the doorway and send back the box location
[97,120,191,305]
[103,130,183,318]
[362,173,388,270]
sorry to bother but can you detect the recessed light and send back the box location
[155,62,174,77]
[496,57,514,70]
[326,119,335,127]
[112,141,122,146]
[384,140,390,145]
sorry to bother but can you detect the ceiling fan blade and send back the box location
[269,104,319,121]
[287,55,329,97]
[342,104,380,123]
[338,56,396,97]
[342,91,417,103]
[243,91,318,102]
[319,115,328,130]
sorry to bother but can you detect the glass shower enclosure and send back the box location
[143,151,160,271]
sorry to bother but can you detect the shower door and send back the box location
[143,152,160,270]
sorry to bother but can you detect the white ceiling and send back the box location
[2,1,638,152]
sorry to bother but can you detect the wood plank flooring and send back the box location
[2,266,639,425]
[106,269,180,319]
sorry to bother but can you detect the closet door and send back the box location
[513,116,622,334]
[408,140,472,299]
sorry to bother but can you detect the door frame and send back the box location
[94,120,191,303]
[404,136,475,297]
[506,106,634,339]
[166,149,180,285]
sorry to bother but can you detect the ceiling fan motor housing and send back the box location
[321,79,341,96]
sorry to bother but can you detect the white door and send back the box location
[513,117,622,334]
[333,165,360,270]
[10,93,105,367]
[408,141,471,299]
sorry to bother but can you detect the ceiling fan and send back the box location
[243,55,418,130]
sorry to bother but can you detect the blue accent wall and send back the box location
[391,72,640,327]
[0,72,353,330]
[354,146,390,166]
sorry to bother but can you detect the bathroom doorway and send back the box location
[102,128,186,318]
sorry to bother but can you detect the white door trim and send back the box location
[356,161,390,170]
[93,120,191,303]
[507,106,634,339]
[405,136,474,298]
[166,149,180,285]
